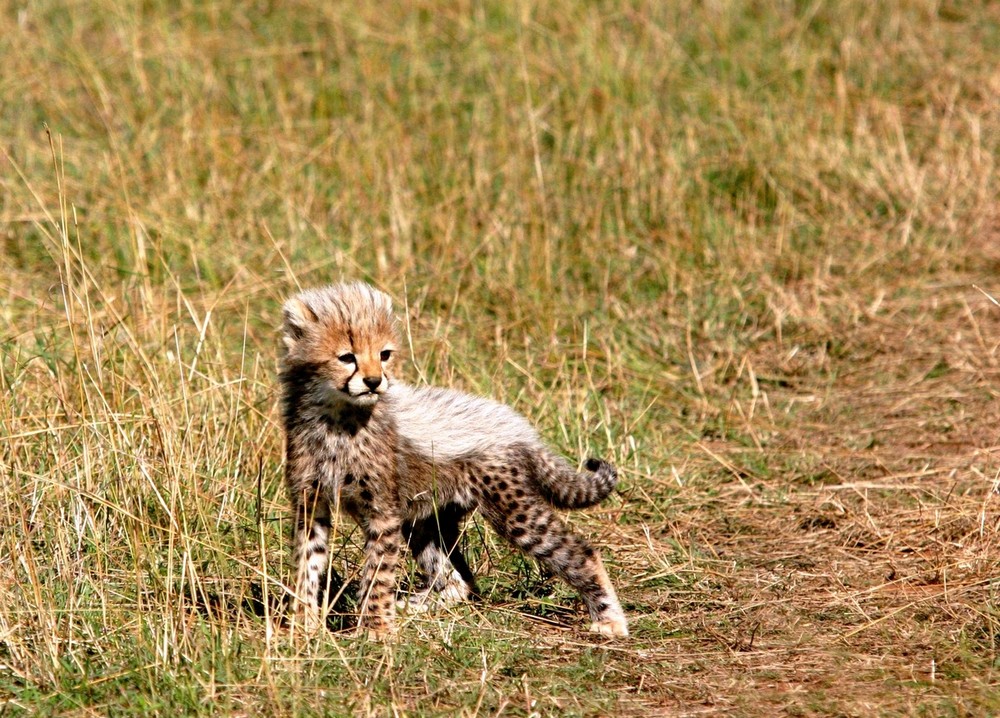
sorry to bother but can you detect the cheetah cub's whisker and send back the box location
[279,282,628,638]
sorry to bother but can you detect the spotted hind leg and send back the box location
[400,504,476,611]
[479,487,628,637]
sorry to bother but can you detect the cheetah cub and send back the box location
[280,282,628,638]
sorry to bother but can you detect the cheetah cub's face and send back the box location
[281,283,401,409]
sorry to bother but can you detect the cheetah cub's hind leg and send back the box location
[399,504,477,612]
[475,463,629,638]
[513,509,628,638]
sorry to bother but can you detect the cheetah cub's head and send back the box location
[281,282,401,409]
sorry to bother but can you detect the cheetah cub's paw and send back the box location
[291,604,326,638]
[360,624,396,642]
[397,571,472,613]
[589,616,629,638]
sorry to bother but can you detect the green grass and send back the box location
[2,0,1000,714]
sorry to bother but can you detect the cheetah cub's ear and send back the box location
[282,296,318,350]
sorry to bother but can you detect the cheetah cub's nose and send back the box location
[363,376,382,391]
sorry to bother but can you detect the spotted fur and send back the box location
[280,282,628,638]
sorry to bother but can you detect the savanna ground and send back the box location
[1,1,999,715]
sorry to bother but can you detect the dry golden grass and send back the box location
[1,1,999,715]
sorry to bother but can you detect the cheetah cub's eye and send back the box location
[380,349,393,362]
[338,353,356,364]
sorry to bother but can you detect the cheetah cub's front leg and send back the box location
[290,490,332,636]
[356,513,404,637]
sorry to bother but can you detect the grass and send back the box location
[1,0,999,714]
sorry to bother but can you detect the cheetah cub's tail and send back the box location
[533,452,618,509]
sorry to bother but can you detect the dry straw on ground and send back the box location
[1,2,999,715]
